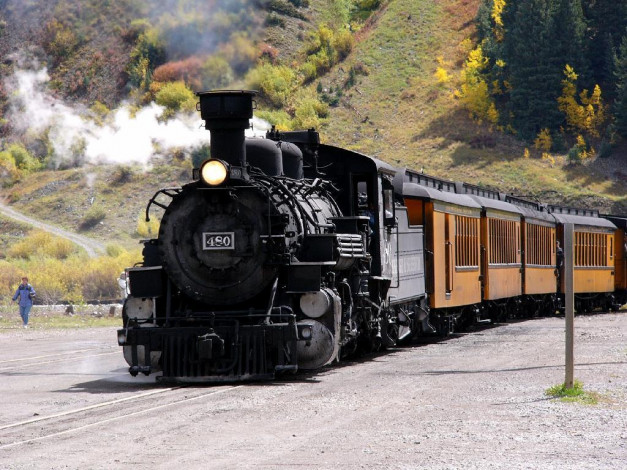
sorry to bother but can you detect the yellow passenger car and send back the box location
[550,207,617,312]
[461,185,524,303]
[400,176,483,311]
[601,215,626,307]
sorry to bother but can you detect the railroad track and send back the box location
[0,385,242,449]
[0,347,119,372]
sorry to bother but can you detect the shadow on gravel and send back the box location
[59,370,170,395]
[416,361,627,376]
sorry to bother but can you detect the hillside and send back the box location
[0,0,625,252]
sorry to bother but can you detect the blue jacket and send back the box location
[12,284,35,307]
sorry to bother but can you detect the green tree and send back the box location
[614,36,627,137]
[583,0,627,99]
[550,0,587,81]
[501,0,562,137]
[127,25,166,90]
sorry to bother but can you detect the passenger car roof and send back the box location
[401,182,482,209]
[548,206,616,229]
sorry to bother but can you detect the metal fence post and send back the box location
[564,223,574,389]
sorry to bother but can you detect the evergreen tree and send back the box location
[475,0,494,43]
[502,0,563,138]
[550,0,587,82]
[614,36,627,138]
[583,0,627,98]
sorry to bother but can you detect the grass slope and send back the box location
[2,158,192,249]
[0,0,624,252]
[317,0,625,214]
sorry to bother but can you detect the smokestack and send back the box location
[196,90,256,168]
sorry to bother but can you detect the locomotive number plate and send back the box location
[202,232,235,250]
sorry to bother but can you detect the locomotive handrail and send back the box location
[145,187,182,222]
[391,223,401,289]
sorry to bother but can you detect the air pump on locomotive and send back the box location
[118,90,425,382]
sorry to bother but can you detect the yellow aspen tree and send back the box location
[492,0,506,41]
[534,128,552,151]
[542,153,555,167]
[580,85,606,138]
[455,45,499,124]
[558,65,605,138]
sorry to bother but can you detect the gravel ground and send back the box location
[0,313,625,469]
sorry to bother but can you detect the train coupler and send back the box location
[129,365,151,377]
[197,331,225,360]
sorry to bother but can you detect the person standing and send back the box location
[12,276,35,328]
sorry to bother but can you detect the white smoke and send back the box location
[4,61,270,168]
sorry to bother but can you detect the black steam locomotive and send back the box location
[117,90,626,383]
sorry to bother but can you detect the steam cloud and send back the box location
[4,60,269,168]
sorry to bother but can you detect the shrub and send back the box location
[566,135,591,164]
[435,67,450,84]
[4,143,41,174]
[111,165,136,185]
[82,256,124,300]
[34,261,79,304]
[153,56,204,90]
[0,247,142,303]
[332,29,353,61]
[0,150,19,186]
[291,91,328,129]
[259,43,279,63]
[245,63,297,107]
[89,101,111,126]
[267,0,307,20]
[44,19,79,63]
[80,205,106,230]
[7,230,75,260]
[265,13,286,28]
[137,213,160,238]
[300,24,353,82]
[155,81,197,119]
[0,260,21,294]
[352,0,380,22]
[106,244,125,257]
[200,55,234,90]
[300,62,319,84]
[567,145,582,164]
[256,109,293,131]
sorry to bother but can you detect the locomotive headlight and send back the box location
[200,159,229,186]
[117,329,127,345]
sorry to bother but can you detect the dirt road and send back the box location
[0,201,105,257]
[0,314,625,469]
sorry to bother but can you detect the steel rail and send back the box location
[0,346,117,365]
[0,385,241,449]
[0,351,119,372]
